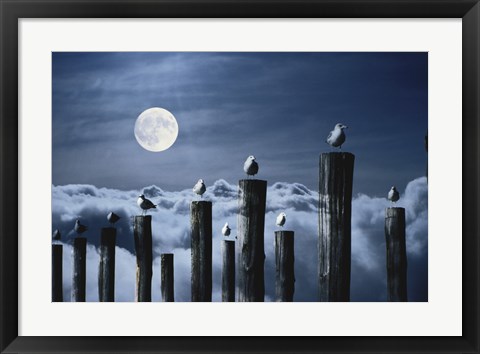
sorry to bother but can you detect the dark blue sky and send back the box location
[52,52,427,196]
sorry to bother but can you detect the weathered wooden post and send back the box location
[161,253,174,302]
[275,231,295,302]
[52,244,63,302]
[134,215,153,302]
[237,179,267,302]
[318,152,355,302]
[98,227,116,302]
[71,237,87,302]
[385,207,408,302]
[191,201,212,302]
[222,240,235,302]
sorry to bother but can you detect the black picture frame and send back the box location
[1,1,478,353]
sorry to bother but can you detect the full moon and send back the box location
[134,107,179,152]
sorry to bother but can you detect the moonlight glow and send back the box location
[134,107,179,152]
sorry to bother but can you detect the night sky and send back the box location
[53,52,427,196]
[52,52,428,302]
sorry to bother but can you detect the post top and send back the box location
[222,239,236,243]
[320,152,355,158]
[161,253,174,256]
[274,230,295,235]
[239,178,267,183]
[190,200,212,205]
[134,215,152,220]
[385,207,406,218]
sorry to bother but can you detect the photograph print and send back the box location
[51,52,428,302]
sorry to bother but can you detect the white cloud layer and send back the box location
[52,177,428,302]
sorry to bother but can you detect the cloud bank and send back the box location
[52,177,427,302]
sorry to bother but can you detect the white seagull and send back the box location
[326,123,348,149]
[193,179,206,198]
[52,229,61,241]
[74,219,87,235]
[107,211,121,226]
[276,212,286,228]
[137,194,157,215]
[222,222,231,237]
[244,155,259,177]
[387,186,400,204]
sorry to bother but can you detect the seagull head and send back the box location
[75,219,80,225]
[224,222,229,228]
[335,123,348,130]
[138,194,145,199]
[198,179,204,184]
[280,212,286,217]
[248,155,256,161]
[391,186,396,190]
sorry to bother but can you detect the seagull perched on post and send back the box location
[137,194,156,215]
[222,222,231,237]
[387,186,400,204]
[74,219,87,235]
[193,179,206,198]
[244,155,259,177]
[107,212,121,226]
[326,123,348,149]
[276,212,286,228]
[52,229,61,241]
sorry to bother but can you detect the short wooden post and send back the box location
[237,179,267,302]
[52,244,63,302]
[318,152,355,302]
[191,201,212,302]
[222,240,235,302]
[134,215,153,302]
[275,231,295,302]
[98,227,116,302]
[385,207,408,302]
[161,253,174,302]
[71,237,87,302]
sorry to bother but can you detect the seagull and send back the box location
[107,212,121,226]
[74,219,87,235]
[387,186,400,204]
[326,123,348,149]
[276,212,286,228]
[137,194,156,215]
[222,222,231,237]
[244,155,259,177]
[193,179,206,198]
[52,229,61,241]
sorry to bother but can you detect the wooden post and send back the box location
[385,207,408,302]
[52,244,63,302]
[134,215,153,302]
[237,179,267,302]
[71,237,87,302]
[222,240,235,302]
[191,201,212,302]
[161,253,174,302]
[318,152,355,302]
[98,227,116,302]
[275,231,295,302]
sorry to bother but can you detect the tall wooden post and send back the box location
[275,231,295,302]
[237,179,267,302]
[72,237,87,302]
[191,201,212,302]
[98,227,116,302]
[222,240,235,302]
[52,244,63,302]
[134,215,153,302]
[385,207,408,302]
[318,152,355,302]
[161,253,174,302]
